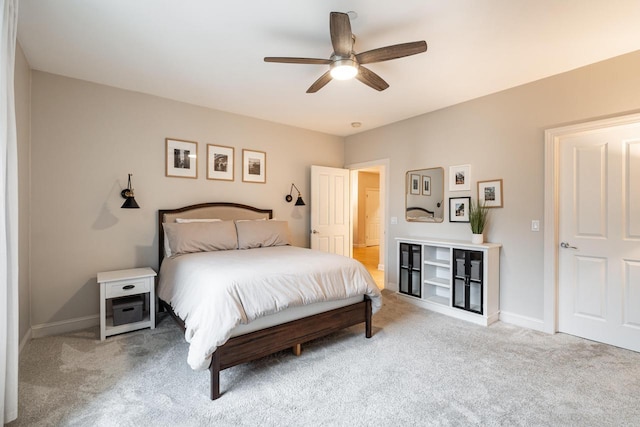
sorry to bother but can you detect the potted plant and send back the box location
[469,199,489,244]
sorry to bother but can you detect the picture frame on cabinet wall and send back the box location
[478,179,503,208]
[207,144,234,181]
[449,164,471,191]
[449,196,471,223]
[166,138,198,179]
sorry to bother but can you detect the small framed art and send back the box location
[242,149,266,183]
[207,144,234,181]
[166,138,198,179]
[478,179,503,208]
[422,175,431,196]
[409,174,421,195]
[449,164,471,191]
[449,197,471,223]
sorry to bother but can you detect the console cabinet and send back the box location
[396,237,501,326]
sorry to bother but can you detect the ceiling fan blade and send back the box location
[306,71,333,93]
[330,12,353,57]
[356,41,427,64]
[356,66,389,91]
[264,57,332,65]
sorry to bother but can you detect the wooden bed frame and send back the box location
[158,202,373,400]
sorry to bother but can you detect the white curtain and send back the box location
[0,0,18,423]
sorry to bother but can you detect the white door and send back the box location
[365,188,380,246]
[310,165,350,255]
[558,123,640,352]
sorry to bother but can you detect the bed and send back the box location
[157,202,382,399]
[406,206,435,221]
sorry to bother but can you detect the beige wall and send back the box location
[345,50,640,323]
[29,71,343,328]
[15,43,31,343]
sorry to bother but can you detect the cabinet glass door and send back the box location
[399,243,421,298]
[452,249,483,314]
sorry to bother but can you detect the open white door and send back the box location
[557,122,640,352]
[310,165,350,255]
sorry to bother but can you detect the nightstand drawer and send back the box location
[105,278,151,299]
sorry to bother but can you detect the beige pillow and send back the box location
[163,221,238,256]
[163,219,221,256]
[235,220,291,249]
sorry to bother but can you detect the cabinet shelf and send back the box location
[424,276,450,288]
[425,295,449,306]
[424,259,450,268]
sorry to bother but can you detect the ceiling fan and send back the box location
[264,12,427,93]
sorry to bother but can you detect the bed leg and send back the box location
[365,297,372,338]
[210,351,221,400]
[292,344,302,356]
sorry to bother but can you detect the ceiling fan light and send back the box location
[330,60,358,80]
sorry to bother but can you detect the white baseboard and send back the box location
[31,315,100,339]
[386,281,398,292]
[499,310,545,332]
[19,328,32,356]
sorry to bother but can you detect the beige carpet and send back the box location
[10,291,640,426]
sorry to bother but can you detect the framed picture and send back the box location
[242,149,266,183]
[409,173,420,195]
[166,138,198,179]
[449,164,471,191]
[207,144,234,181]
[478,179,503,208]
[449,197,471,223]
[422,175,431,196]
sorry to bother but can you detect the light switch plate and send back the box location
[531,220,540,232]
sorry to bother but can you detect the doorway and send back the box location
[544,113,640,352]
[348,161,388,290]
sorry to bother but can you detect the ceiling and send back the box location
[17,1,640,137]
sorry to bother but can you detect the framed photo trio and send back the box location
[166,138,198,179]
[242,149,266,183]
[207,144,234,181]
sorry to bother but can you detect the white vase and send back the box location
[471,233,484,244]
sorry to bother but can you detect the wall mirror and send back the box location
[406,167,444,222]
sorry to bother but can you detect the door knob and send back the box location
[560,242,578,250]
[311,230,319,234]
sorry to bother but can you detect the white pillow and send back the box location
[175,218,222,223]
[164,218,221,257]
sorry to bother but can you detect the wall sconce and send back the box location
[121,173,140,209]
[285,183,305,206]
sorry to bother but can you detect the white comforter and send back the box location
[158,246,382,370]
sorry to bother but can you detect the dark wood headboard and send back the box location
[158,202,273,266]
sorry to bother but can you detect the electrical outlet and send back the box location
[531,220,540,232]
[391,216,398,225]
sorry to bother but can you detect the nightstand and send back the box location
[97,267,157,340]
